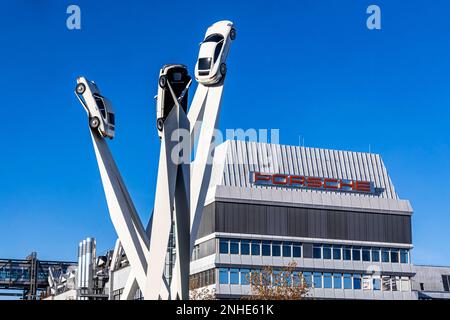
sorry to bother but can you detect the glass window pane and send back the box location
[343,247,352,261]
[219,239,229,254]
[282,242,292,257]
[391,276,399,291]
[323,245,332,259]
[240,269,250,285]
[391,249,399,263]
[401,277,411,292]
[313,272,322,288]
[400,250,409,264]
[293,272,302,286]
[344,274,352,289]
[373,277,381,291]
[272,241,281,257]
[262,241,271,256]
[333,246,341,260]
[303,272,312,287]
[352,247,361,261]
[323,273,332,288]
[313,244,322,259]
[362,276,372,290]
[230,240,239,255]
[251,241,261,256]
[333,274,342,289]
[353,274,362,290]
[293,244,302,257]
[241,240,250,255]
[382,249,390,262]
[372,248,380,262]
[362,249,371,262]
[230,268,239,284]
[219,268,229,284]
[382,276,391,291]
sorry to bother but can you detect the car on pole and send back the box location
[156,64,191,137]
[75,77,115,139]
[194,20,236,85]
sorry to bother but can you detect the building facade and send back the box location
[189,140,416,299]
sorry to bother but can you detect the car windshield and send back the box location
[203,33,224,43]
[93,94,106,118]
[198,58,212,70]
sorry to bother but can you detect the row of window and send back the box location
[218,268,411,292]
[190,269,215,289]
[219,238,410,264]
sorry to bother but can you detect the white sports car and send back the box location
[155,64,191,137]
[75,77,115,139]
[195,20,236,85]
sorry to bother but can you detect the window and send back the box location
[352,247,361,261]
[283,271,292,287]
[373,277,381,291]
[362,276,372,290]
[344,274,352,289]
[230,268,239,284]
[333,246,342,260]
[241,240,250,255]
[240,269,250,285]
[303,272,312,287]
[382,276,391,291]
[198,58,212,70]
[230,239,239,255]
[293,272,302,286]
[282,242,292,257]
[251,241,261,256]
[343,246,352,261]
[362,248,371,262]
[391,276,399,291]
[219,268,229,284]
[203,33,224,43]
[442,275,450,292]
[293,243,302,257]
[372,248,380,262]
[353,274,362,290]
[219,239,229,254]
[333,273,342,289]
[400,250,409,264]
[313,272,322,288]
[420,283,425,291]
[390,249,399,263]
[273,271,282,286]
[272,241,281,257]
[313,244,322,259]
[262,241,271,256]
[323,273,332,288]
[382,249,390,263]
[213,41,224,63]
[401,277,411,292]
[323,245,332,260]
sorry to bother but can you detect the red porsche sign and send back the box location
[251,172,374,194]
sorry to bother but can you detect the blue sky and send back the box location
[0,0,449,266]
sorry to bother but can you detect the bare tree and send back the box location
[246,261,309,300]
[189,277,216,300]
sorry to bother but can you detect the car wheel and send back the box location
[159,75,168,88]
[89,116,100,129]
[230,28,236,40]
[76,83,86,94]
[157,118,164,131]
[220,63,227,76]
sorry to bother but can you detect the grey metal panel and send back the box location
[303,243,313,258]
[204,201,412,244]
